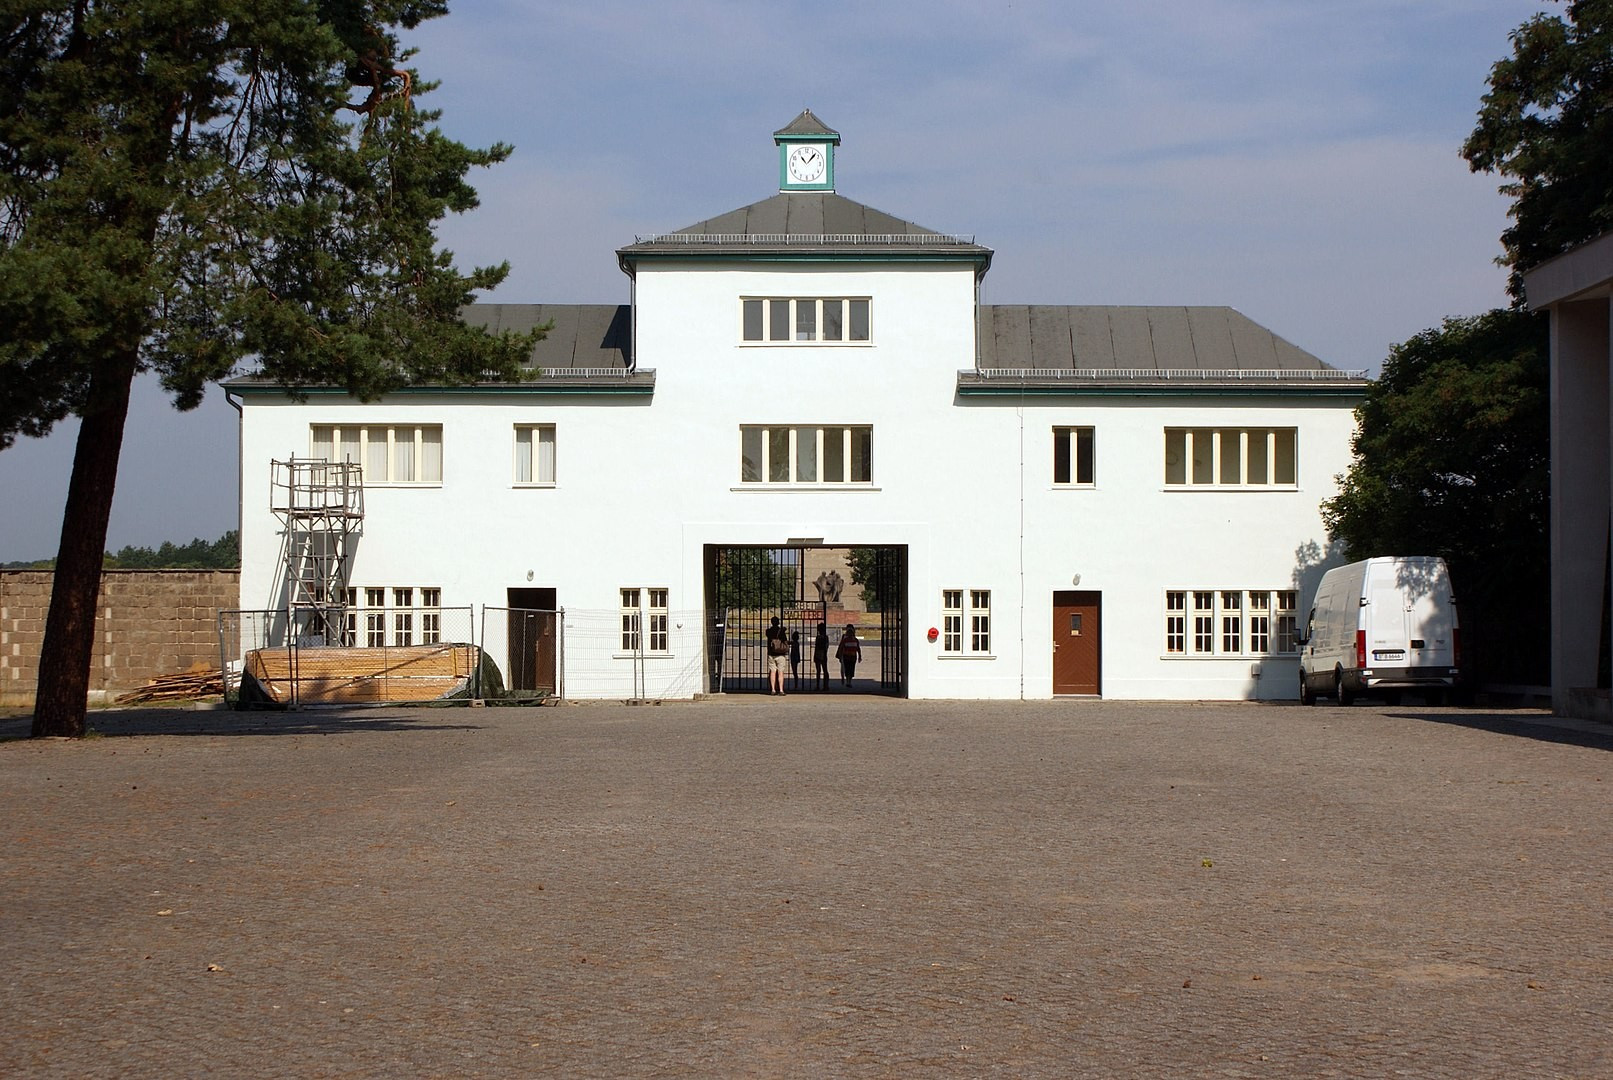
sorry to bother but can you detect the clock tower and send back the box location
[775,108,838,193]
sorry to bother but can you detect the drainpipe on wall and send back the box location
[225,389,243,552]
[1018,402,1026,701]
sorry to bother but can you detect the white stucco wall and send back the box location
[236,256,1357,701]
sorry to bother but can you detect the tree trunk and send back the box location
[31,352,139,738]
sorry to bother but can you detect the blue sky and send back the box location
[0,0,1556,560]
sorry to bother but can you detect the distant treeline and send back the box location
[3,531,240,570]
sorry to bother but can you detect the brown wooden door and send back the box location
[507,588,557,693]
[1053,591,1101,695]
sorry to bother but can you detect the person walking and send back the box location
[813,622,830,689]
[837,623,862,687]
[765,615,789,696]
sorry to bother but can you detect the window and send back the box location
[1193,591,1216,653]
[1275,591,1298,653]
[620,589,640,651]
[1166,589,1302,657]
[1220,591,1242,653]
[514,425,556,485]
[1249,591,1271,653]
[311,425,442,484]
[741,297,871,343]
[1166,591,1186,654]
[1164,428,1297,487]
[393,588,414,646]
[941,589,991,655]
[942,590,963,652]
[350,586,442,647]
[971,590,992,653]
[740,426,872,484]
[365,587,386,647]
[646,589,669,653]
[421,588,442,645]
[620,588,670,654]
[1053,427,1095,485]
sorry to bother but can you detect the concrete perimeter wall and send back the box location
[0,570,240,707]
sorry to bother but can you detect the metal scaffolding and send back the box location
[271,458,364,644]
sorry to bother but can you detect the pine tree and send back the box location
[0,2,537,736]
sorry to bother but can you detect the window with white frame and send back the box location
[1053,426,1095,485]
[740,425,872,484]
[421,588,442,645]
[942,590,964,652]
[620,588,670,654]
[311,424,442,484]
[1165,589,1302,657]
[514,425,556,485]
[350,586,443,647]
[1274,590,1298,653]
[1165,591,1186,653]
[1249,591,1271,653]
[971,590,991,653]
[365,587,387,647]
[341,587,358,646]
[941,589,991,655]
[393,587,414,646]
[1164,428,1297,487]
[742,297,871,343]
[1193,591,1216,653]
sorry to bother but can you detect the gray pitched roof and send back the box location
[617,192,993,273]
[962,305,1366,395]
[977,306,1327,371]
[774,109,839,141]
[227,304,643,395]
[462,303,632,371]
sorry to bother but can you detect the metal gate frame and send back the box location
[705,544,905,695]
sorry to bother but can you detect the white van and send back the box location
[1299,556,1460,705]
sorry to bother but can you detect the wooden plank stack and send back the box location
[242,643,480,705]
[114,663,225,705]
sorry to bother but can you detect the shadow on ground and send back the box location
[1388,709,1613,752]
[0,705,487,740]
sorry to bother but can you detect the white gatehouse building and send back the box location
[230,111,1366,702]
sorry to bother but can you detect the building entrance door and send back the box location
[1053,591,1101,695]
[506,587,558,695]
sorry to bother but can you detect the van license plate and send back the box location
[1373,650,1405,661]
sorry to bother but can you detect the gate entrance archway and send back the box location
[705,545,906,696]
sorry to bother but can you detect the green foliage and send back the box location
[1,2,536,735]
[1463,0,1613,295]
[104,530,239,569]
[713,549,794,611]
[1321,309,1551,683]
[846,547,898,614]
[0,1,540,449]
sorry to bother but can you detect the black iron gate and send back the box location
[705,545,905,695]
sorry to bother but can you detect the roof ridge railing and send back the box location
[633,232,977,246]
[533,367,639,378]
[962,367,1370,380]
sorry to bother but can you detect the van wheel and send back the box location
[1299,673,1317,706]
[1335,671,1355,706]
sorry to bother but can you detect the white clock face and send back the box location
[787,144,825,184]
